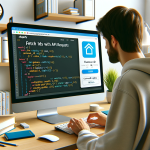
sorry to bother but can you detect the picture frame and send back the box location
[34,0,48,21]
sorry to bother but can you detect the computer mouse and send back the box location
[38,134,59,142]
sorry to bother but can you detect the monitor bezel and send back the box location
[7,22,104,104]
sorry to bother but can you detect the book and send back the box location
[55,0,58,14]
[63,7,78,11]
[0,91,6,115]
[52,0,55,13]
[63,12,79,15]
[2,37,9,63]
[63,9,78,13]
[52,0,54,13]
[0,116,15,131]
[0,124,15,136]
[3,91,11,115]
[51,0,58,13]
[0,92,2,115]
[48,0,51,13]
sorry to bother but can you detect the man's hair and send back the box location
[96,6,143,52]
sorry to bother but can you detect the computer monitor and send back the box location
[7,23,104,124]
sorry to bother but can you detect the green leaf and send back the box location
[103,68,119,92]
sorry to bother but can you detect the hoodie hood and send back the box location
[122,58,150,75]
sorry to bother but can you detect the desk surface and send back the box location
[0,99,110,150]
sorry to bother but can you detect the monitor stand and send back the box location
[37,108,71,124]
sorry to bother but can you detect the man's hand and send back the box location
[87,112,107,126]
[68,118,90,135]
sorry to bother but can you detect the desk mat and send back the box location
[55,144,78,150]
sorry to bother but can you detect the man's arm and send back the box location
[76,90,139,150]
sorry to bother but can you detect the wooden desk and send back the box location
[0,99,110,150]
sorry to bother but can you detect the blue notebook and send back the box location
[101,110,109,115]
[4,130,35,140]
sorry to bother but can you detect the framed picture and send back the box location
[34,0,48,21]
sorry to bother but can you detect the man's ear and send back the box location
[111,35,118,48]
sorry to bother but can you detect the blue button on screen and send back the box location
[82,69,98,74]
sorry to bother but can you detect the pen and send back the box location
[0,143,6,147]
[0,141,18,146]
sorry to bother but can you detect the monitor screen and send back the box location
[7,23,104,124]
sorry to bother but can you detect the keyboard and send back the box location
[55,117,103,134]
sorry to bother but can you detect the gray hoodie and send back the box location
[77,58,150,150]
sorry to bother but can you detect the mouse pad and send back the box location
[55,144,78,150]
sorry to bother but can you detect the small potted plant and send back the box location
[103,68,119,103]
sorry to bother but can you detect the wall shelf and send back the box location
[0,63,9,66]
[0,24,7,34]
[42,13,94,23]
[34,0,95,24]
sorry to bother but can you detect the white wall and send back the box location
[0,0,146,91]
[145,0,150,26]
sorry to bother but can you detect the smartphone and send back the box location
[4,130,35,140]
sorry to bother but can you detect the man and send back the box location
[68,6,150,150]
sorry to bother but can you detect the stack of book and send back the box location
[0,91,11,115]
[63,7,79,16]
[0,116,15,135]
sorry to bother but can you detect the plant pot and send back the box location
[106,90,112,103]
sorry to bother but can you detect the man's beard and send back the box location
[108,44,119,63]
